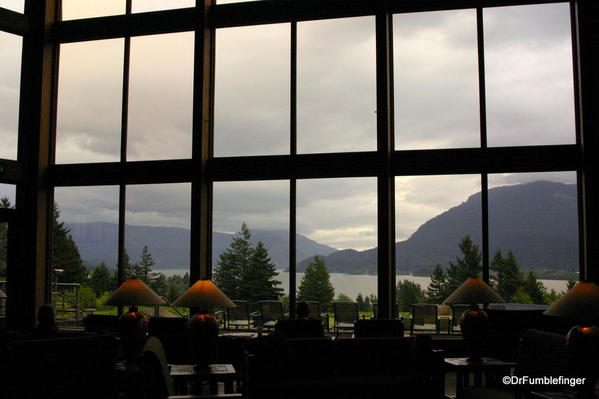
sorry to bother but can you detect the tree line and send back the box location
[0,198,191,309]
[1,198,576,313]
[396,235,575,311]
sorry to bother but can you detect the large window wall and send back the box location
[3,0,595,325]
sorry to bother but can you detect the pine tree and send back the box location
[121,248,134,279]
[356,293,366,311]
[396,279,424,312]
[89,262,114,296]
[213,222,253,300]
[297,256,335,307]
[0,197,11,278]
[238,241,283,302]
[426,264,448,303]
[490,250,524,302]
[523,270,546,304]
[126,245,165,295]
[52,202,87,284]
[446,236,481,293]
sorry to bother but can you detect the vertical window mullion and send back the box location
[376,7,395,319]
[289,21,297,317]
[117,0,131,290]
[477,7,490,282]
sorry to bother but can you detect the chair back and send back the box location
[147,317,190,364]
[354,319,404,338]
[410,304,439,334]
[303,301,322,320]
[137,336,175,399]
[83,314,119,333]
[258,300,284,323]
[4,334,118,399]
[333,301,358,323]
[411,304,438,325]
[372,303,399,319]
[228,300,250,320]
[275,319,325,338]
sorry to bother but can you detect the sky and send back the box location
[0,1,578,252]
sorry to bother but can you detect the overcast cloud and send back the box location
[0,2,577,252]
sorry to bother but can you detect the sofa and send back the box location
[244,335,445,399]
[0,333,118,399]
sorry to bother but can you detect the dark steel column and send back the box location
[12,0,59,329]
[572,0,599,283]
[190,0,215,283]
[477,8,490,283]
[376,2,396,319]
[289,21,297,318]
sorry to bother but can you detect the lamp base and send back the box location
[461,306,489,364]
[118,306,149,362]
[188,313,219,370]
[566,326,599,399]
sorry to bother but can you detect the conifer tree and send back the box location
[426,264,449,303]
[126,245,165,295]
[446,236,481,293]
[89,262,114,296]
[52,202,87,284]
[396,279,424,312]
[238,241,283,302]
[297,256,335,307]
[523,270,546,304]
[0,197,11,278]
[213,222,253,299]
[490,250,524,301]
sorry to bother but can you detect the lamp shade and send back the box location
[444,277,505,305]
[173,280,235,308]
[544,281,599,323]
[104,278,166,306]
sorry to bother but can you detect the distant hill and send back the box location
[70,180,578,275]
[67,223,337,270]
[297,181,579,274]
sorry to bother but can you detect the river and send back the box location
[156,269,569,300]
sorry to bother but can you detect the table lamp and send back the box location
[104,278,166,361]
[173,279,235,370]
[444,277,505,363]
[544,281,599,397]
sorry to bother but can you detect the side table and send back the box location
[444,357,516,398]
[170,363,238,395]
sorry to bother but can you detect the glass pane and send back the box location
[395,175,481,312]
[132,0,193,13]
[394,10,479,150]
[0,190,14,306]
[53,186,119,317]
[61,0,125,20]
[485,3,575,147]
[125,183,190,304]
[488,172,577,303]
[0,184,15,205]
[213,181,288,304]
[297,178,376,308]
[56,39,124,164]
[128,32,193,161]
[0,31,22,160]
[0,0,23,13]
[297,17,376,153]
[214,24,290,156]
[0,220,6,316]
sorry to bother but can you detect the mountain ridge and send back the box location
[68,180,578,274]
